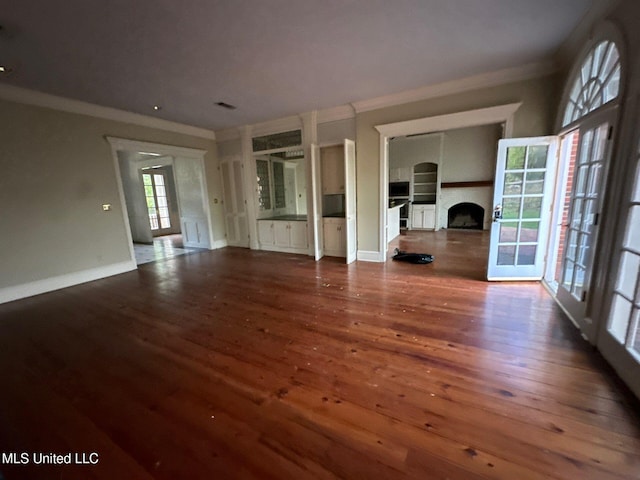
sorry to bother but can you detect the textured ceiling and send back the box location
[1,0,596,131]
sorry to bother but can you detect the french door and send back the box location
[555,113,614,335]
[487,137,558,280]
[142,169,175,236]
[596,119,640,399]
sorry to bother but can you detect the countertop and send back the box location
[323,212,346,218]
[260,215,308,221]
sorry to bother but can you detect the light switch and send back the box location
[102,204,112,211]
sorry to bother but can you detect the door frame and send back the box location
[374,102,522,262]
[107,137,214,266]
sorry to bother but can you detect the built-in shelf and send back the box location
[413,162,438,205]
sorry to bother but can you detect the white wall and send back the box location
[389,134,441,169]
[0,97,221,301]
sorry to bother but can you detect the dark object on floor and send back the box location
[392,248,435,264]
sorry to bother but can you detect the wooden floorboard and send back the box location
[0,229,639,480]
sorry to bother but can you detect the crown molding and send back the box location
[252,115,302,137]
[352,61,558,114]
[0,83,216,140]
[317,104,355,124]
[105,136,208,159]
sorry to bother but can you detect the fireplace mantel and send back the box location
[441,180,493,189]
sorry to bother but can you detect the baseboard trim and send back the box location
[357,250,385,262]
[212,239,228,249]
[0,260,137,305]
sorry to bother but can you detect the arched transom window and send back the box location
[562,39,621,127]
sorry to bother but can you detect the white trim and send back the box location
[317,104,356,124]
[357,250,385,262]
[0,84,216,140]
[252,115,302,138]
[0,260,136,305]
[212,239,229,249]
[214,105,355,142]
[106,137,208,159]
[375,103,522,137]
[354,62,555,113]
[375,103,522,262]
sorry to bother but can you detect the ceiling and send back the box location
[1,0,600,132]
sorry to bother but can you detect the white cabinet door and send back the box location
[323,218,345,256]
[274,221,290,247]
[412,205,435,230]
[412,207,424,229]
[289,222,308,249]
[258,221,274,246]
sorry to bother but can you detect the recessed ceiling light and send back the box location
[152,105,162,111]
[0,66,5,72]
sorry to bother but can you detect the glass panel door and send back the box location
[556,117,613,334]
[597,137,640,399]
[487,137,558,280]
[142,170,173,236]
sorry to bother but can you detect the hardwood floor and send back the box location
[0,230,639,479]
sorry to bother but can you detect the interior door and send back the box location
[310,143,324,260]
[556,115,613,333]
[344,139,357,264]
[220,157,249,247]
[487,137,558,280]
[173,157,212,249]
[597,138,640,399]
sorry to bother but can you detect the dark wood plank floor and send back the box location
[1,230,639,480]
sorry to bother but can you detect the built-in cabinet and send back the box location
[389,167,411,182]
[258,220,308,252]
[410,162,439,230]
[321,145,346,195]
[323,217,346,257]
[411,204,436,230]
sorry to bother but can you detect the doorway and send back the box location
[108,137,214,266]
[376,103,522,262]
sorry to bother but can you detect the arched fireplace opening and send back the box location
[448,202,484,230]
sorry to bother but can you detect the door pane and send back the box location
[519,221,540,243]
[517,245,537,266]
[506,147,525,169]
[609,294,632,343]
[523,196,542,219]
[499,223,518,242]
[503,198,521,219]
[504,172,523,194]
[525,172,545,194]
[527,146,548,168]
[498,245,516,265]
[617,252,640,298]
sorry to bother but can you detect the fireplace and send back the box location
[448,203,484,230]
